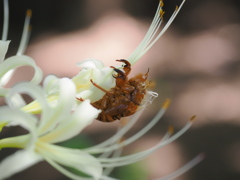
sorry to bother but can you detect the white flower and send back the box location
[0,76,199,180]
[0,77,103,179]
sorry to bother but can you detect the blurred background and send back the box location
[1,0,240,179]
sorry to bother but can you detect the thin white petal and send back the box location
[0,150,42,179]
[41,99,100,143]
[43,75,60,95]
[6,82,50,115]
[0,106,37,148]
[38,78,76,135]
[45,158,116,180]
[73,59,115,102]
[0,55,43,87]
[44,157,93,180]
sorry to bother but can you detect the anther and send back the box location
[160,0,164,8]
[162,98,171,110]
[190,115,196,122]
[26,9,32,18]
[168,125,174,135]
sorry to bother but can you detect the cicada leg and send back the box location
[116,59,131,76]
[76,97,84,101]
[90,79,112,95]
[111,68,128,87]
[97,112,117,122]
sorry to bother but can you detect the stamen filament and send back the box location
[86,99,170,154]
[17,9,32,55]
[100,120,193,167]
[83,109,144,152]
[1,0,9,41]
[156,153,205,180]
[127,0,186,65]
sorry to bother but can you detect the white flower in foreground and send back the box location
[0,76,202,180]
[0,78,103,179]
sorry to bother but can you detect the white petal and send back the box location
[73,66,115,102]
[73,58,115,102]
[0,106,37,148]
[6,93,26,108]
[38,143,102,180]
[6,82,50,115]
[0,55,43,87]
[0,150,42,179]
[41,99,100,143]
[21,75,61,114]
[38,78,76,135]
[0,40,10,63]
[43,75,60,95]
[76,58,105,70]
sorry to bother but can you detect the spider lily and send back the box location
[0,78,103,179]
[0,76,201,179]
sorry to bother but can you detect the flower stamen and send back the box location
[1,0,9,41]
[17,9,32,55]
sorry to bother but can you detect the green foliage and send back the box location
[116,162,149,180]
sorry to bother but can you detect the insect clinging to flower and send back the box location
[79,59,150,122]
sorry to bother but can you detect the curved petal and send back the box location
[0,106,37,149]
[0,55,43,87]
[76,58,105,70]
[21,75,60,114]
[38,142,102,180]
[0,150,42,179]
[43,75,60,96]
[73,67,114,102]
[6,93,26,108]
[6,82,50,114]
[38,78,76,135]
[0,40,10,63]
[41,99,100,143]
[0,106,41,179]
